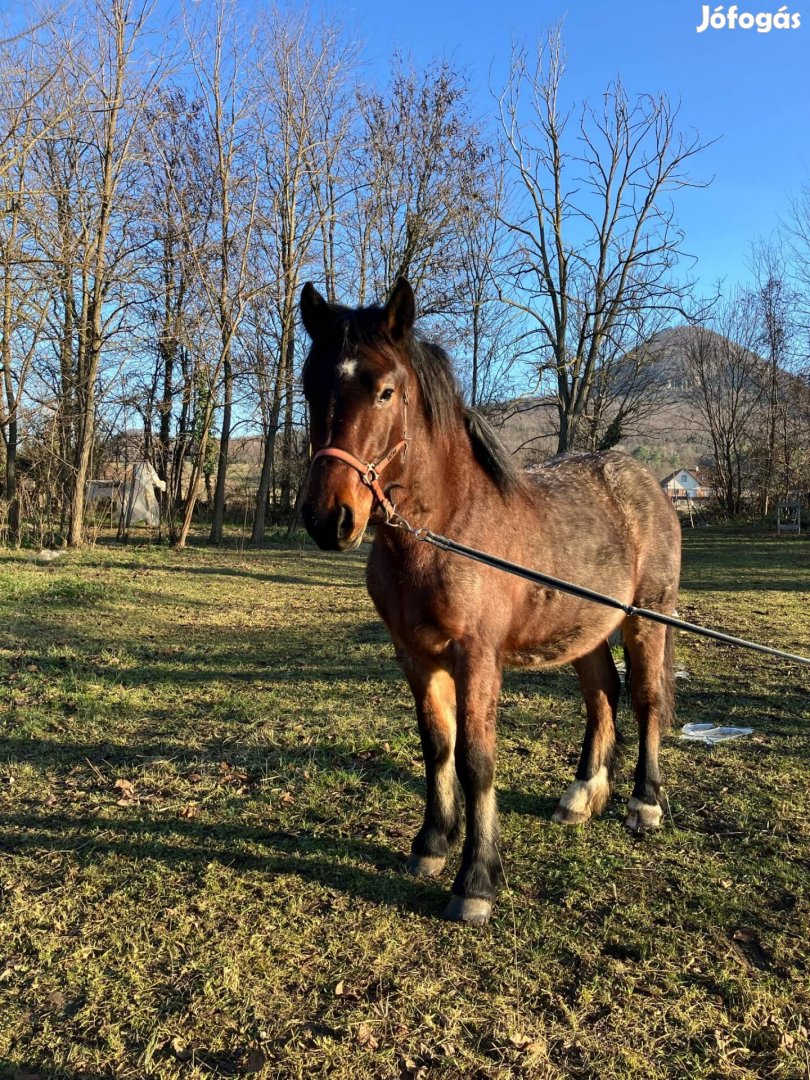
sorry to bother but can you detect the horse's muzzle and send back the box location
[301,502,362,551]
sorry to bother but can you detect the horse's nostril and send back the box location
[336,504,354,541]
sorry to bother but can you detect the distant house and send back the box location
[660,468,711,504]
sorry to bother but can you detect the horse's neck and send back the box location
[398,410,481,532]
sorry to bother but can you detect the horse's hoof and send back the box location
[625,797,663,833]
[405,853,446,877]
[553,767,610,825]
[552,805,591,826]
[442,895,492,925]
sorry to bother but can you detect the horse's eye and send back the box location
[379,387,395,403]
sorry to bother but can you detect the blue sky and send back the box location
[4,0,806,293]
[342,0,810,293]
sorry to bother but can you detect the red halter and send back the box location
[310,393,409,523]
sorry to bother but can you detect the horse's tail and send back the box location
[660,626,675,735]
[623,642,632,701]
[623,625,675,734]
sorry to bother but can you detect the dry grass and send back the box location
[0,527,808,1078]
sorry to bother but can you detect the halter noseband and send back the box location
[310,392,409,523]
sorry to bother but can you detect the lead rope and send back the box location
[385,511,810,667]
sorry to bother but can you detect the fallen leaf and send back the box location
[170,1036,192,1062]
[45,990,66,1010]
[180,805,199,819]
[508,1032,533,1049]
[335,980,345,996]
[730,927,771,971]
[356,1023,379,1050]
[245,1047,265,1073]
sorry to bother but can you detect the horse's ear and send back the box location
[383,278,415,339]
[300,282,331,340]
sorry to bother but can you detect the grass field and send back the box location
[0,528,808,1079]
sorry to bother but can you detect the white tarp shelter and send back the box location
[87,461,166,527]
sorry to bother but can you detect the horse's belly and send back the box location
[504,635,600,668]
[504,648,570,669]
[504,599,625,669]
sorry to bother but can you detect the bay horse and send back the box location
[300,278,681,925]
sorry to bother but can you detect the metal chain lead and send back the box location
[382,516,810,667]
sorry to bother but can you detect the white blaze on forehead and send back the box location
[337,358,358,380]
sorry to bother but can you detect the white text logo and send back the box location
[696,4,801,30]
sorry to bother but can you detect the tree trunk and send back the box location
[209,350,232,543]
[6,418,17,542]
[1,279,19,543]
[250,339,288,547]
[279,328,296,517]
[68,290,102,548]
[558,409,575,454]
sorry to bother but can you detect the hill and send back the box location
[496,324,718,479]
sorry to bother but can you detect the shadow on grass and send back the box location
[0,804,451,915]
[671,678,810,744]
[79,558,364,590]
[682,536,810,594]
[0,724,574,910]
[0,1060,109,1080]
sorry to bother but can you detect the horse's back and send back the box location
[524,450,681,605]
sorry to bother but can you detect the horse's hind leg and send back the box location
[444,641,502,925]
[553,641,620,825]
[400,654,461,878]
[623,618,675,833]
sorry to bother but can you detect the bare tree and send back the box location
[574,305,677,452]
[748,240,799,514]
[32,0,164,547]
[497,28,707,453]
[783,185,810,500]
[349,55,488,316]
[249,9,356,545]
[0,12,77,183]
[0,57,51,541]
[454,165,524,408]
[683,293,764,515]
[138,87,210,541]
[788,181,810,335]
[177,0,263,549]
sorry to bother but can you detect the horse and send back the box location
[299,277,681,925]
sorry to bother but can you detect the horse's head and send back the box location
[299,278,416,551]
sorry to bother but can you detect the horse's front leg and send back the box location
[444,642,503,925]
[400,654,462,878]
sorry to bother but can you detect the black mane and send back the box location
[303,302,521,495]
[410,338,521,493]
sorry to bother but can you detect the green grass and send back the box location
[0,530,808,1079]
